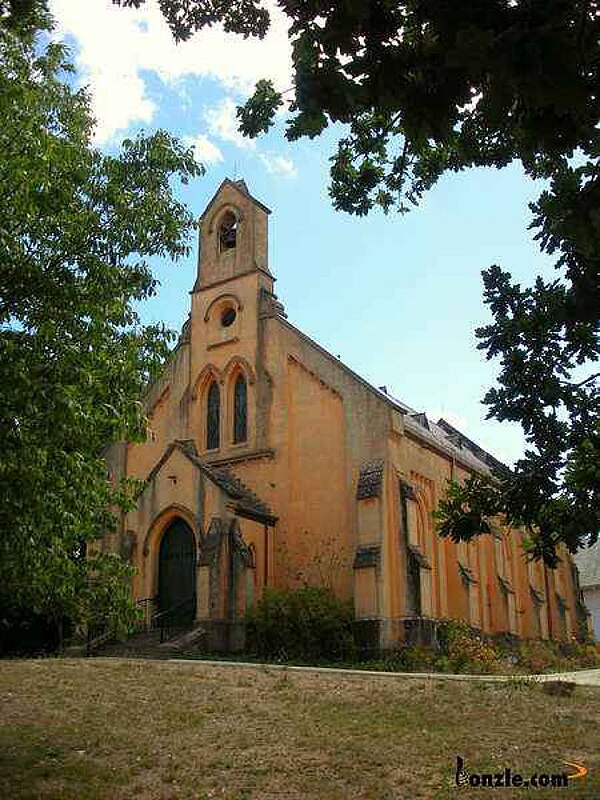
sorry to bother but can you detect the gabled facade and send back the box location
[105,179,584,651]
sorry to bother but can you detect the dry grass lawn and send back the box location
[1,657,599,799]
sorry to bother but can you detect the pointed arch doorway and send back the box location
[158,518,197,623]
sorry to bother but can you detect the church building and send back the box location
[105,179,583,651]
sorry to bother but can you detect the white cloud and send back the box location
[184,134,223,165]
[203,98,255,150]
[259,152,297,178]
[50,0,292,144]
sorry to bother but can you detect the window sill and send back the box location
[205,447,275,467]
[207,336,239,350]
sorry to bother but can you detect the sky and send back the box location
[49,0,557,467]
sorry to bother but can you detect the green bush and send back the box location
[558,638,600,668]
[246,586,355,662]
[395,644,437,671]
[516,640,562,673]
[437,619,506,674]
[516,637,600,673]
[247,596,600,673]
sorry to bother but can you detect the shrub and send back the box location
[246,586,355,662]
[514,637,598,673]
[558,637,600,668]
[0,601,71,656]
[516,640,562,673]
[437,620,505,674]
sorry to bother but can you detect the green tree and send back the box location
[0,11,203,648]
[117,0,599,565]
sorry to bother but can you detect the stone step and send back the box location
[93,624,203,658]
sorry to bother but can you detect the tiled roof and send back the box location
[403,414,496,476]
[436,418,508,475]
[409,412,430,431]
[199,177,271,219]
[369,384,505,476]
[175,441,277,525]
[356,459,385,500]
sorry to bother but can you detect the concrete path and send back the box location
[535,668,600,686]
[169,658,600,686]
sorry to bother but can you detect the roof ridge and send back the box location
[174,443,276,522]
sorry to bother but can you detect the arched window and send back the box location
[233,373,247,443]
[206,380,220,450]
[219,211,237,252]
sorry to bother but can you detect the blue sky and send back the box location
[50,0,556,466]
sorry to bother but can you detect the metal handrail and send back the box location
[136,596,158,630]
[81,596,195,654]
[152,596,196,643]
[85,623,113,656]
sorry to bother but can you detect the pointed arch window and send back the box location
[206,380,220,450]
[219,211,237,252]
[233,373,248,444]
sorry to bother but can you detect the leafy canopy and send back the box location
[117,0,600,564]
[0,10,203,639]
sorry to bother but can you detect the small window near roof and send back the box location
[219,211,237,252]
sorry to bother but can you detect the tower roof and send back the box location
[199,177,271,220]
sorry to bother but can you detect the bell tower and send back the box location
[193,178,272,293]
[188,179,283,457]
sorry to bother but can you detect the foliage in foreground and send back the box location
[246,586,356,662]
[110,0,600,564]
[360,620,600,676]
[0,13,203,650]
[245,591,599,675]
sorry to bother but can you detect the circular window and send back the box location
[221,307,237,328]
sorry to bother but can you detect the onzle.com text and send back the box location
[455,755,588,789]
